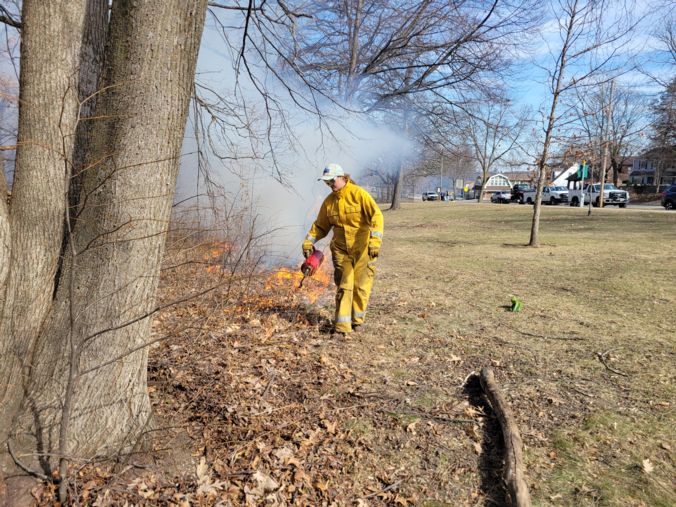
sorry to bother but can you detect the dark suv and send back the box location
[661,185,676,210]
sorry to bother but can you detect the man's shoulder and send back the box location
[347,181,372,197]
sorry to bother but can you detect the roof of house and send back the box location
[499,171,536,181]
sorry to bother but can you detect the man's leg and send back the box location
[352,251,376,327]
[332,247,354,334]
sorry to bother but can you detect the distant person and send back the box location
[302,163,384,336]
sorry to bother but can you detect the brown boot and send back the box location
[352,323,365,333]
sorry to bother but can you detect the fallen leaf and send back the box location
[245,470,279,500]
[196,457,209,483]
[394,494,409,506]
[463,406,479,418]
[642,458,654,474]
[474,442,482,454]
[273,447,294,461]
[322,419,338,434]
[314,479,329,493]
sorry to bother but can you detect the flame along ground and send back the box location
[264,258,333,304]
[203,241,233,274]
[202,242,333,304]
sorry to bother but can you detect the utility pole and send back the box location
[598,80,614,208]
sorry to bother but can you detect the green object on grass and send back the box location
[510,296,523,312]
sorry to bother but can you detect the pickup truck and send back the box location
[568,183,629,208]
[511,183,532,203]
[520,185,569,205]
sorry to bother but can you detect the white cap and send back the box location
[319,163,345,181]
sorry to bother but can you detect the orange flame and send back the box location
[264,259,332,304]
[203,241,232,273]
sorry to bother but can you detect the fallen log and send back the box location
[479,367,532,507]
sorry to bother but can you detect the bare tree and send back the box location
[0,0,208,501]
[273,0,538,209]
[647,76,676,189]
[455,99,526,201]
[572,81,647,187]
[528,0,639,247]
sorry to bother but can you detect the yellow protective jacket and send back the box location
[306,179,383,256]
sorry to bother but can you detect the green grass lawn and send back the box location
[366,202,675,506]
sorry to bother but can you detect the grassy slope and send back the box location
[370,202,675,506]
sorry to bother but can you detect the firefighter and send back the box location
[303,163,384,335]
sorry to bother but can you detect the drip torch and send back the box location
[299,248,324,288]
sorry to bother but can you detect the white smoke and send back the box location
[176,17,415,266]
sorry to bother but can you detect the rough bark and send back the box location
[0,151,8,304]
[0,0,92,435]
[480,367,532,507]
[1,0,208,483]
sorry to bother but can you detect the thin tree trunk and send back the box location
[598,81,614,208]
[344,0,364,103]
[529,1,579,247]
[391,158,403,210]
[390,111,409,210]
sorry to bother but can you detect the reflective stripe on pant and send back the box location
[332,245,377,333]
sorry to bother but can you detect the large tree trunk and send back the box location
[1,0,208,489]
[0,0,93,438]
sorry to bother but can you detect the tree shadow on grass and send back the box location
[464,374,508,506]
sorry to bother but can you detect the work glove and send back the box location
[302,240,314,258]
[368,244,379,259]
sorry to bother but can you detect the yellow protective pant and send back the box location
[331,243,377,333]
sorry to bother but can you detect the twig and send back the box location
[250,403,299,417]
[7,440,55,483]
[596,351,629,377]
[260,371,277,399]
[381,408,475,425]
[570,386,594,398]
[511,328,585,341]
[361,479,403,499]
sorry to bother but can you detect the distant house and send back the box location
[474,173,512,200]
[628,147,676,189]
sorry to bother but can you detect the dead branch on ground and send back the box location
[479,367,532,507]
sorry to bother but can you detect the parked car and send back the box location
[490,191,512,204]
[661,184,676,210]
[422,191,439,201]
